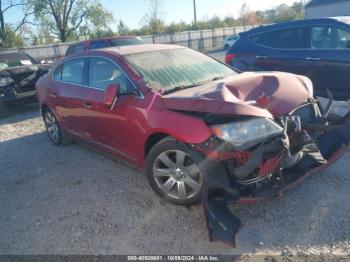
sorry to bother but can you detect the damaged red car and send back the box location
[36,44,350,247]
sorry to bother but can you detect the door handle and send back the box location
[305,57,321,61]
[50,92,57,98]
[83,102,93,109]
[256,55,268,59]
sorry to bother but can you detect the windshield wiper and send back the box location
[162,76,228,95]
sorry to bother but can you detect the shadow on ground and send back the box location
[0,102,39,125]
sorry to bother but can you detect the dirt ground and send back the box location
[0,103,350,257]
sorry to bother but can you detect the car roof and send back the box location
[242,17,350,35]
[68,35,143,46]
[100,44,185,56]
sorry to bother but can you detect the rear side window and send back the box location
[89,41,107,50]
[109,37,145,47]
[310,26,350,49]
[61,58,86,84]
[66,44,84,56]
[250,27,304,49]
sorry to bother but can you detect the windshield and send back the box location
[109,37,145,47]
[0,53,37,68]
[124,48,235,92]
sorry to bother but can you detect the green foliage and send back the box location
[32,0,115,42]
[256,2,305,24]
[87,28,115,39]
[118,20,129,35]
[0,26,24,48]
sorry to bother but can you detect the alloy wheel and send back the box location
[153,150,203,200]
[44,110,60,144]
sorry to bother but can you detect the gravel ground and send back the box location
[1,103,350,257]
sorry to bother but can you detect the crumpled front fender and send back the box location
[202,117,350,247]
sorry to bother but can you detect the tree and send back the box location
[117,20,129,35]
[142,0,165,34]
[238,3,250,28]
[0,26,24,47]
[0,0,34,48]
[32,0,114,42]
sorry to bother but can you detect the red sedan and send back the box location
[36,44,350,246]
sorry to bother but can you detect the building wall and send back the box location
[306,2,350,19]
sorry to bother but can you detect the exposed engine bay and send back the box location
[195,98,350,247]
[0,52,49,104]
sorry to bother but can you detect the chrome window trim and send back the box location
[52,55,144,99]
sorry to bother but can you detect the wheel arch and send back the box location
[41,104,49,117]
[144,132,172,158]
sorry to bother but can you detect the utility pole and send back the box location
[193,0,197,24]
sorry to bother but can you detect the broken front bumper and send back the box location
[202,116,350,247]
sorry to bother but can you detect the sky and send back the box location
[5,0,299,30]
[103,0,298,29]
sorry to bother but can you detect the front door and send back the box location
[77,57,143,163]
[304,25,350,100]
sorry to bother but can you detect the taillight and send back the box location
[225,53,236,64]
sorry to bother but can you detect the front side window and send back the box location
[53,65,63,81]
[61,58,85,84]
[88,57,135,93]
[124,48,235,93]
[250,27,304,49]
[89,41,107,50]
[310,26,350,49]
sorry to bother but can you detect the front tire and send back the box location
[146,138,204,206]
[43,108,70,146]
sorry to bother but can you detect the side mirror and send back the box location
[104,83,120,109]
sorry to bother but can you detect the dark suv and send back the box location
[65,36,146,56]
[226,17,350,100]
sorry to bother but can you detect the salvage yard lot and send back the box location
[1,102,350,256]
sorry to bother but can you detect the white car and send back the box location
[223,35,239,50]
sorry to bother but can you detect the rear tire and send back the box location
[146,137,205,206]
[43,108,71,146]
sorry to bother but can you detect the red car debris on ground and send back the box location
[36,44,350,247]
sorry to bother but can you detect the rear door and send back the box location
[51,57,89,137]
[304,25,350,100]
[248,27,308,75]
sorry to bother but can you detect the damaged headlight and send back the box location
[0,77,14,87]
[211,118,284,150]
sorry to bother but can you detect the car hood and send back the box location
[0,65,49,91]
[162,72,313,118]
